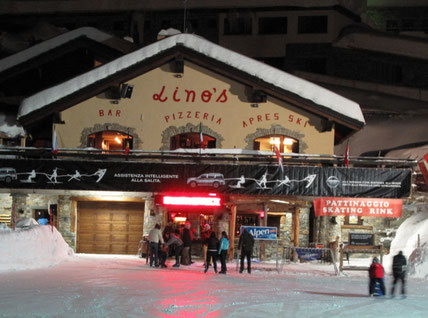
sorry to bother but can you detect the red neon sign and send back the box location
[162,194,221,207]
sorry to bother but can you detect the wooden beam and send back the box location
[229,205,237,261]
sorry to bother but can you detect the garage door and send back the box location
[77,201,145,254]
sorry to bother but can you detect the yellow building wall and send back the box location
[57,61,334,155]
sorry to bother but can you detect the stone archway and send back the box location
[244,124,307,152]
[160,123,224,150]
[79,123,141,148]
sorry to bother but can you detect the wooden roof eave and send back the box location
[1,36,125,83]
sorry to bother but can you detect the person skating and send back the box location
[165,229,184,268]
[391,251,407,298]
[148,223,164,267]
[218,231,230,274]
[369,257,386,297]
[204,231,219,273]
[238,228,254,274]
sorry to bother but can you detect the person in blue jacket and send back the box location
[218,231,230,274]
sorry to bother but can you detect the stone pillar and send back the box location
[11,193,29,219]
[298,208,310,247]
[58,195,75,250]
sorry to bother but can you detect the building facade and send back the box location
[0,34,414,260]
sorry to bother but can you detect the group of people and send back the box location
[147,223,183,268]
[368,250,407,298]
[147,222,255,275]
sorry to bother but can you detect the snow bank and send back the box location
[385,208,428,279]
[0,225,74,272]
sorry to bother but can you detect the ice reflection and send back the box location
[156,288,219,317]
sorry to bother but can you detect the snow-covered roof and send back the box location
[0,27,113,73]
[158,28,181,37]
[0,112,25,137]
[18,34,365,125]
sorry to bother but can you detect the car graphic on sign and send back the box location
[0,167,17,183]
[187,173,225,188]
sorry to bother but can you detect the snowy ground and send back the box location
[0,254,427,318]
[1,214,428,318]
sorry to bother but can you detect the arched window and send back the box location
[253,135,299,153]
[170,132,216,150]
[87,131,133,152]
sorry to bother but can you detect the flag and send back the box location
[52,129,59,155]
[344,142,350,167]
[124,140,130,156]
[273,145,284,173]
[199,123,204,149]
[419,153,428,187]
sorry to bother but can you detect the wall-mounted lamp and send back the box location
[251,103,259,108]
[121,84,134,98]
[174,74,183,78]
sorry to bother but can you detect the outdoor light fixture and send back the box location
[174,74,183,78]
[251,103,259,108]
[162,193,221,207]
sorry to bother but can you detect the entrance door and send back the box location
[77,201,144,254]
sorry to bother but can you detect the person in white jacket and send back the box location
[148,223,164,267]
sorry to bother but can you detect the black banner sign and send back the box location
[0,158,411,198]
[349,233,375,246]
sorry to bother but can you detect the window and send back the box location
[170,132,216,150]
[253,135,299,153]
[386,20,399,33]
[258,17,287,34]
[344,215,363,226]
[236,214,259,235]
[224,17,252,35]
[298,16,328,34]
[87,131,133,152]
[1,137,21,147]
[267,215,281,238]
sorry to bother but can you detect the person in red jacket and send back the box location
[368,257,386,296]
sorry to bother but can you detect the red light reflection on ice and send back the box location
[155,282,220,317]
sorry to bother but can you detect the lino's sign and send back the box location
[241,226,277,240]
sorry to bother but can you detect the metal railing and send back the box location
[0,146,418,168]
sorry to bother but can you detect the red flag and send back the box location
[52,129,59,155]
[124,140,130,156]
[344,142,350,167]
[273,145,284,173]
[419,153,428,186]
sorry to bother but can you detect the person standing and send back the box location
[148,223,164,267]
[238,228,254,274]
[165,229,184,268]
[204,231,219,273]
[391,251,407,298]
[182,222,193,265]
[201,224,212,266]
[218,231,230,274]
[368,257,386,297]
